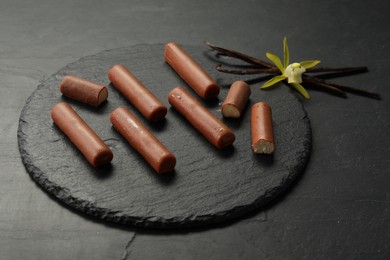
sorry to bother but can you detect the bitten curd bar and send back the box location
[251,102,274,154]
[60,75,108,107]
[221,80,251,118]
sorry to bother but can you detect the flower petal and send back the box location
[266,52,284,73]
[290,83,310,99]
[299,60,321,69]
[261,75,286,89]
[283,37,290,68]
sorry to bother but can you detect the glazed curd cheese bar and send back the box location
[251,102,274,154]
[168,87,235,149]
[60,75,108,107]
[164,42,220,99]
[221,80,251,118]
[110,107,176,174]
[51,102,113,167]
[108,64,167,122]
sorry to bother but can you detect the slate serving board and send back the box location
[17,44,311,228]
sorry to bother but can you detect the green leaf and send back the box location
[283,37,290,68]
[266,52,284,73]
[299,60,321,69]
[290,83,310,99]
[261,75,286,89]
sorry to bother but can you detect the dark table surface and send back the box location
[1,0,389,259]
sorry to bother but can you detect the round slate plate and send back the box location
[18,44,311,229]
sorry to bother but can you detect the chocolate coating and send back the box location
[51,102,113,167]
[221,80,251,118]
[251,102,274,154]
[164,42,220,99]
[60,75,108,107]
[168,87,235,149]
[110,107,176,174]
[108,64,167,121]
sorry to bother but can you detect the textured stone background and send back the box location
[1,0,389,259]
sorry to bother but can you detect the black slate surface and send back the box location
[17,44,311,228]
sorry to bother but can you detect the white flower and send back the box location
[283,63,306,84]
[262,37,320,99]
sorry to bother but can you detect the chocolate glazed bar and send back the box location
[110,107,176,174]
[60,75,108,107]
[168,87,235,149]
[164,42,220,99]
[108,64,167,122]
[251,102,274,154]
[51,102,113,167]
[221,80,251,118]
